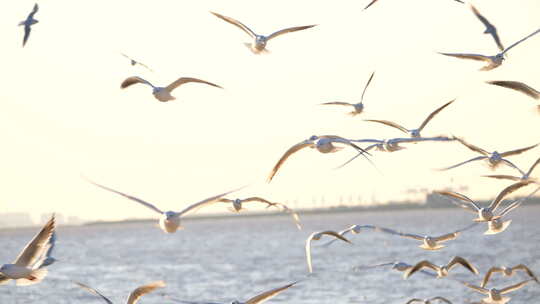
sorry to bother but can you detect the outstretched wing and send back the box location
[455,137,490,155]
[469,4,504,51]
[437,155,488,171]
[489,181,533,211]
[242,197,275,207]
[363,0,380,10]
[500,279,534,294]
[127,281,166,304]
[502,28,540,55]
[481,267,504,288]
[121,76,155,89]
[526,157,540,176]
[22,25,32,47]
[267,25,317,41]
[73,281,114,304]
[267,140,313,182]
[165,77,222,93]
[404,261,439,279]
[482,174,521,182]
[434,190,481,211]
[360,72,375,104]
[364,119,409,134]
[176,187,244,216]
[210,12,256,38]
[434,231,459,243]
[512,264,539,282]
[439,52,493,62]
[245,281,297,304]
[418,99,455,132]
[500,143,538,157]
[14,215,55,267]
[486,81,540,100]
[320,101,354,107]
[447,256,478,274]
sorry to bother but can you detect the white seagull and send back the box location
[87,179,241,233]
[481,264,538,288]
[404,256,478,279]
[439,28,540,71]
[120,76,222,102]
[306,230,352,273]
[463,279,534,304]
[74,280,165,304]
[434,181,534,223]
[266,135,371,182]
[320,72,375,116]
[364,99,455,138]
[121,53,154,72]
[0,215,55,286]
[406,297,453,304]
[469,3,504,52]
[19,3,39,47]
[439,137,538,173]
[322,224,378,247]
[483,156,540,183]
[211,11,316,54]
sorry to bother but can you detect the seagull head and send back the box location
[164,211,177,220]
[255,35,268,48]
[410,129,421,138]
[308,135,319,141]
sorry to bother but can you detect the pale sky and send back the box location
[0,0,539,223]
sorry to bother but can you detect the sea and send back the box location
[1,205,539,303]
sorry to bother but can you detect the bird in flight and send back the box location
[120,76,222,102]
[74,280,165,304]
[469,3,504,52]
[305,230,352,273]
[404,256,478,279]
[19,3,39,47]
[320,72,375,116]
[462,279,534,304]
[481,264,538,288]
[121,53,154,72]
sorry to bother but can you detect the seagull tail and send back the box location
[15,268,48,286]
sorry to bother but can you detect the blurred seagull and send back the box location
[0,215,55,286]
[120,76,222,102]
[210,11,316,54]
[406,297,453,304]
[470,4,504,51]
[379,223,477,251]
[35,231,57,269]
[86,179,241,233]
[121,53,153,72]
[166,281,297,304]
[486,80,539,100]
[481,265,538,288]
[74,280,165,304]
[322,224,378,247]
[404,256,478,279]
[364,99,455,138]
[352,261,436,278]
[439,28,540,71]
[19,3,39,47]
[306,231,352,273]
[264,201,303,230]
[463,279,534,304]
[483,156,540,183]
[439,137,538,173]
[266,135,371,182]
[320,72,375,116]
[434,181,534,223]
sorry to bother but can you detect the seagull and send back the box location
[463,279,534,304]
[35,231,57,269]
[266,135,371,182]
[74,280,165,304]
[439,28,540,71]
[404,256,478,279]
[19,3,39,47]
[0,215,55,286]
[352,261,437,278]
[481,265,539,288]
[306,231,352,273]
[120,76,222,102]
[439,137,538,173]
[210,11,316,54]
[320,72,375,116]
[469,4,504,52]
[405,297,453,304]
[322,224,378,247]
[486,81,539,100]
[434,181,534,223]
[365,100,455,138]
[165,281,297,304]
[121,54,153,72]
[483,156,540,183]
[378,223,478,250]
[86,179,241,233]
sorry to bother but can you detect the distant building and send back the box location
[0,213,33,227]
[41,213,65,225]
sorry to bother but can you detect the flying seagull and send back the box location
[86,179,241,233]
[0,215,55,286]
[322,224,378,247]
[121,54,153,72]
[486,80,539,100]
[306,230,352,273]
[35,231,57,269]
[320,72,375,116]
[404,256,478,279]
[74,280,165,304]
[483,156,540,183]
[470,4,504,51]
[439,28,540,71]
[405,297,453,304]
[19,3,39,47]
[481,264,538,288]
[266,135,371,182]
[364,99,455,138]
[211,11,316,54]
[463,279,534,304]
[120,76,222,102]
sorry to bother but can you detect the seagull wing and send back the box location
[242,197,275,207]
[267,25,317,41]
[434,190,481,210]
[455,137,489,155]
[320,102,354,107]
[364,119,409,134]
[447,256,478,274]
[176,187,244,216]
[404,261,439,279]
[360,72,375,104]
[418,99,455,132]
[34,231,57,269]
[489,181,533,211]
[121,76,155,89]
[469,4,504,51]
[486,81,540,100]
[430,296,452,304]
[405,299,422,304]
[512,265,539,282]
[363,0,380,10]
[526,157,540,176]
[500,279,534,294]
[14,215,55,267]
[498,201,522,217]
[87,180,163,215]
[439,52,493,62]
[482,175,521,182]
[502,28,540,55]
[267,140,313,182]
[500,143,539,157]
[437,155,488,171]
[481,267,504,288]
[398,232,424,241]
[210,12,256,38]
[126,281,166,304]
[245,282,297,304]
[74,281,114,304]
[434,231,459,242]
[22,25,32,47]
[28,3,39,19]
[463,282,489,294]
[165,77,222,93]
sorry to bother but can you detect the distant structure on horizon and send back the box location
[0,212,33,228]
